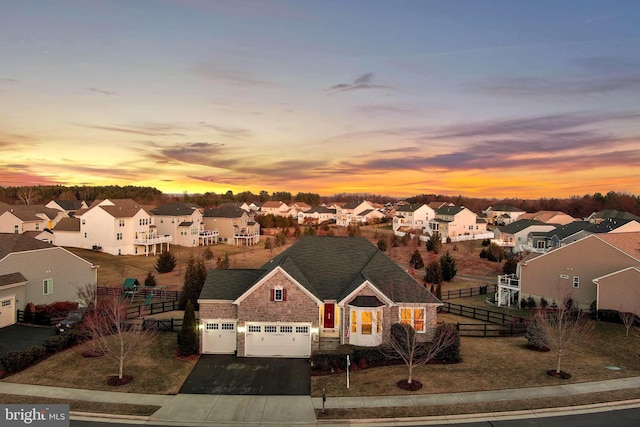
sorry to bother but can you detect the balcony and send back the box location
[135,235,173,245]
[498,274,520,290]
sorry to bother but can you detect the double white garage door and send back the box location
[201,320,311,358]
[245,322,311,358]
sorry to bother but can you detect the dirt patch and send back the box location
[547,370,572,379]
[107,375,133,386]
[397,379,423,391]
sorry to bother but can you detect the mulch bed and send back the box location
[107,375,133,386]
[81,349,105,358]
[524,344,550,352]
[546,370,571,379]
[396,379,423,391]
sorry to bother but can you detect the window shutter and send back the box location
[270,289,275,301]
[283,289,287,301]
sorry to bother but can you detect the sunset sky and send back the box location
[1,1,639,199]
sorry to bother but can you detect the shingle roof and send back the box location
[0,233,55,259]
[203,205,247,218]
[543,221,590,239]
[52,200,84,211]
[436,206,465,216]
[587,218,636,233]
[53,217,81,232]
[490,204,525,212]
[397,203,426,213]
[0,272,27,288]
[593,210,640,221]
[306,206,335,214]
[0,205,61,221]
[151,203,198,216]
[200,236,440,304]
[497,219,545,234]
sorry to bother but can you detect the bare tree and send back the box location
[527,293,595,377]
[83,296,157,381]
[619,310,638,338]
[18,187,39,205]
[384,322,459,388]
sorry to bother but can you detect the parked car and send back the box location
[54,311,84,334]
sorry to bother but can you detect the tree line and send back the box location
[1,185,638,217]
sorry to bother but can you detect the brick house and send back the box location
[198,236,442,358]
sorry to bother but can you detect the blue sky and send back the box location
[1,0,639,198]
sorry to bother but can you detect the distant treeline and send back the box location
[0,185,638,218]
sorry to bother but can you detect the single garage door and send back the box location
[0,297,16,328]
[245,322,311,358]
[202,320,237,354]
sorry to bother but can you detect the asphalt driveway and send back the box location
[0,324,55,358]
[180,354,310,395]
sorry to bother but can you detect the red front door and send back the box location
[323,303,335,329]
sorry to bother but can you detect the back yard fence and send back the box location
[439,284,497,301]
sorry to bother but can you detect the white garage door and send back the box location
[0,297,15,328]
[202,320,237,354]
[245,322,311,358]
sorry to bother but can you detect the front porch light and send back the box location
[237,325,246,333]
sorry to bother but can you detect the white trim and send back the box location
[592,266,640,284]
[0,246,98,269]
[233,266,323,306]
[0,281,27,291]
[197,298,234,304]
[338,280,394,307]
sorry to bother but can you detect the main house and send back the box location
[393,203,435,233]
[198,236,442,358]
[427,206,487,240]
[0,233,98,328]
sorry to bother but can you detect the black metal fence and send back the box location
[440,284,497,301]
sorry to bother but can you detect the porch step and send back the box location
[318,337,340,352]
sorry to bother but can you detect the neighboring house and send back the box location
[355,208,385,225]
[586,218,640,234]
[483,205,526,225]
[198,236,441,357]
[427,206,484,240]
[0,203,67,234]
[586,210,640,224]
[297,206,336,225]
[537,221,592,250]
[51,199,171,256]
[393,203,435,232]
[594,267,640,315]
[289,202,312,217]
[492,219,556,253]
[428,201,454,211]
[150,203,216,247]
[519,210,576,225]
[335,201,375,226]
[260,201,290,217]
[202,205,260,246]
[0,233,98,328]
[46,200,88,216]
[501,232,640,311]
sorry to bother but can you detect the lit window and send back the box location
[400,306,426,333]
[361,311,373,335]
[351,310,357,333]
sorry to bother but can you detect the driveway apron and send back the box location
[0,324,55,358]
[180,354,311,395]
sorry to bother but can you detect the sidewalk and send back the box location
[2,377,640,426]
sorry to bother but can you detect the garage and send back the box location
[245,322,311,358]
[201,320,237,354]
[0,296,16,328]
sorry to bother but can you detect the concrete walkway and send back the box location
[2,377,640,426]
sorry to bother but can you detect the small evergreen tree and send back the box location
[377,237,388,252]
[155,251,177,273]
[440,251,457,282]
[426,231,442,254]
[222,252,230,269]
[178,300,199,356]
[409,249,424,270]
[179,256,207,310]
[424,261,442,285]
[264,237,273,250]
[203,247,214,260]
[144,271,157,287]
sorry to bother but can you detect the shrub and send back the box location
[409,249,424,270]
[440,251,457,282]
[144,271,157,287]
[311,349,353,372]
[23,302,36,323]
[539,297,548,309]
[44,333,77,352]
[203,247,214,260]
[482,239,491,247]
[1,345,47,373]
[178,300,199,356]
[597,309,622,324]
[155,251,177,273]
[479,249,488,259]
[434,323,461,363]
[520,298,527,309]
[378,237,388,252]
[526,296,537,309]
